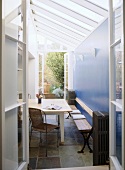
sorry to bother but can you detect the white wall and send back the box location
[28,14,38,98]
[28,58,38,98]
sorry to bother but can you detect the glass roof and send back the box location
[34,11,86,37]
[32,0,94,30]
[88,0,121,9]
[87,0,109,10]
[30,0,109,51]
[52,0,104,22]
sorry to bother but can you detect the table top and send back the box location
[28,99,72,113]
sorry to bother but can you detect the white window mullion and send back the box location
[122,1,125,168]
[109,0,116,157]
[22,0,29,166]
[109,1,124,169]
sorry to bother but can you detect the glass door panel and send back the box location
[116,110,122,164]
[113,4,122,41]
[113,43,122,165]
[109,0,124,169]
[18,105,24,166]
[114,44,122,100]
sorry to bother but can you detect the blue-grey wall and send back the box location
[74,19,109,119]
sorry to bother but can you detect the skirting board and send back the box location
[75,97,93,117]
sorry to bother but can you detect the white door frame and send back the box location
[109,0,125,169]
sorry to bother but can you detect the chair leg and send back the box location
[57,128,59,147]
[58,115,60,126]
[45,131,48,157]
[29,128,32,147]
[40,132,42,143]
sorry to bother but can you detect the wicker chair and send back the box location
[29,108,59,156]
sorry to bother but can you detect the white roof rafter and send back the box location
[30,0,108,51]
[37,31,77,49]
[70,0,108,17]
[5,5,21,24]
[37,27,80,46]
[35,0,98,27]
[30,4,91,35]
[30,3,77,50]
[34,20,84,42]
[33,14,85,40]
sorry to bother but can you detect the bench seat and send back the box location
[72,114,86,119]
[70,109,81,114]
[74,119,93,153]
[74,119,91,132]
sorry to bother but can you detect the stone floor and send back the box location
[29,113,93,170]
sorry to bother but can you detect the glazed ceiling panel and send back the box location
[30,0,108,50]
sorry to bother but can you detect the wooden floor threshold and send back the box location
[39,165,109,170]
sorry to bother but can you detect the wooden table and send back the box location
[28,99,72,143]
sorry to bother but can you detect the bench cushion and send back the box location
[74,119,92,132]
[70,109,81,114]
[72,114,85,119]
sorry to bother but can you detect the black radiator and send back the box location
[93,111,109,165]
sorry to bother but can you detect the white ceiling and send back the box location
[30,0,109,51]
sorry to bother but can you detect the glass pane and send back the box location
[114,43,122,165]
[5,108,18,170]
[113,2,122,41]
[32,0,93,30]
[87,0,109,10]
[52,0,104,22]
[88,0,120,10]
[5,106,24,169]
[18,106,23,165]
[116,110,122,164]
[18,42,23,100]
[114,44,122,100]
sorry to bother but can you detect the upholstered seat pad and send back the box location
[72,114,86,119]
[70,110,81,114]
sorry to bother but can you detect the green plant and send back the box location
[46,52,65,88]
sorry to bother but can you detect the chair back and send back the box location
[29,108,43,128]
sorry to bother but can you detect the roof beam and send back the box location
[35,0,98,27]
[30,4,91,35]
[37,31,76,49]
[34,20,83,42]
[33,14,85,40]
[70,0,108,17]
[37,27,80,45]
[5,5,21,24]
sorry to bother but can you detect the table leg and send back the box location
[59,114,64,143]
